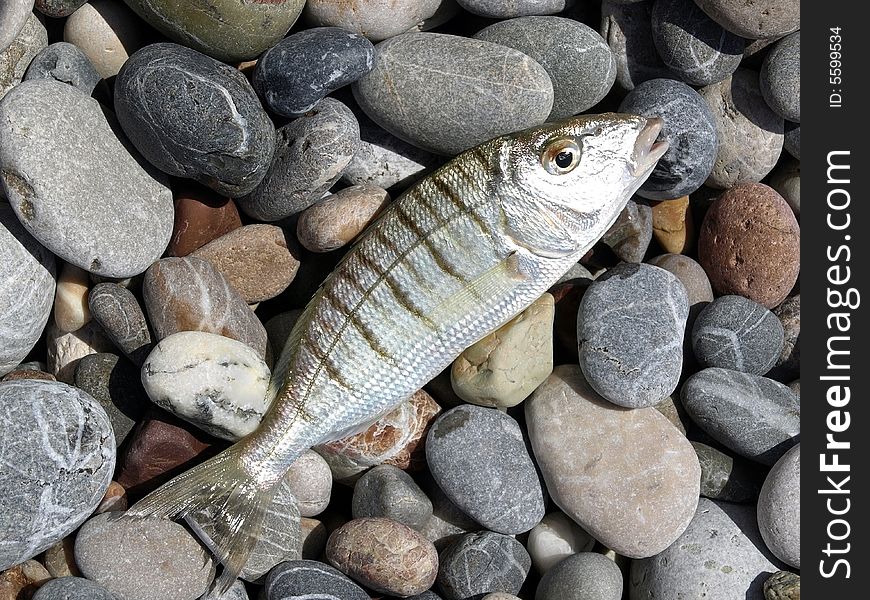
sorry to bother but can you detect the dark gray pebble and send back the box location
[74,353,148,447]
[88,282,153,366]
[600,200,652,263]
[692,441,759,503]
[32,576,116,600]
[437,532,531,600]
[784,121,800,160]
[761,32,800,122]
[24,42,102,96]
[600,0,675,92]
[352,465,433,531]
[266,559,369,600]
[535,552,623,600]
[456,0,569,18]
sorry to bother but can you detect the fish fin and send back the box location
[123,444,279,593]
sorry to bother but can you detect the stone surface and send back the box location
[0,80,173,278]
[577,263,689,408]
[35,1,88,17]
[1,368,55,382]
[285,450,333,518]
[600,0,674,91]
[238,98,360,221]
[42,537,79,578]
[0,560,51,600]
[647,254,714,308]
[764,571,800,600]
[769,295,800,381]
[297,184,389,253]
[0,12,47,99]
[0,204,56,377]
[168,186,242,257]
[352,465,433,530]
[419,478,482,552]
[0,0,34,54]
[450,293,554,408]
[619,78,718,200]
[682,368,800,465]
[525,365,700,558]
[653,394,691,435]
[115,43,275,198]
[698,183,800,308]
[63,0,146,79]
[74,353,148,447]
[31,576,116,600]
[651,196,694,254]
[46,320,115,384]
[302,0,448,42]
[760,32,800,124]
[473,16,615,120]
[692,0,799,39]
[457,0,568,18]
[24,42,102,96]
[265,560,369,600]
[701,70,784,189]
[254,27,375,117]
[54,262,91,333]
[437,532,531,600]
[142,256,269,359]
[629,498,778,600]
[600,200,652,262]
[768,158,800,217]
[692,441,759,503]
[88,283,153,366]
[0,380,115,571]
[784,121,799,160]
[198,580,249,600]
[353,32,553,156]
[95,480,128,514]
[142,331,271,441]
[536,552,623,600]
[758,443,800,568]
[527,512,595,575]
[75,512,215,600]
[426,405,545,535]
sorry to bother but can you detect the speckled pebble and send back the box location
[0,12,48,99]
[303,0,448,42]
[758,443,800,568]
[296,184,389,253]
[352,465,433,530]
[31,576,116,600]
[784,121,800,160]
[24,42,102,95]
[536,552,623,600]
[692,0,799,40]
[457,0,568,18]
[285,450,333,518]
[265,559,368,600]
[692,441,759,503]
[761,32,800,122]
[437,532,531,600]
[0,0,34,54]
[764,571,800,600]
[768,158,800,217]
[769,294,800,381]
[600,0,674,91]
[35,1,86,18]
[88,283,153,367]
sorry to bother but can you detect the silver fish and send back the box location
[126,113,668,588]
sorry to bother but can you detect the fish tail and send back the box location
[124,443,280,593]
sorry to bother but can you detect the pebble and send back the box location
[651,0,743,86]
[237,98,360,221]
[0,11,47,99]
[0,560,51,599]
[768,158,800,217]
[527,512,595,575]
[88,283,153,366]
[352,465,433,530]
[300,518,328,560]
[302,0,447,42]
[24,41,102,98]
[692,0,799,39]
[769,295,800,381]
[0,204,56,377]
[296,184,390,253]
[761,32,800,123]
[74,512,215,600]
[141,331,271,441]
[426,405,546,535]
[764,571,800,600]
[35,1,86,18]
[199,580,249,600]
[653,394,691,435]
[95,480,128,514]
[0,0,33,54]
[681,368,800,465]
[264,310,303,360]
[458,0,567,18]
[192,224,299,303]
[265,560,368,600]
[0,380,115,571]
[31,576,116,600]
[536,552,623,600]
[483,595,521,600]
[46,320,114,383]
[698,183,800,308]
[619,78,718,200]
[1,368,55,382]
[450,293,554,408]
[577,263,689,408]
[243,477,303,582]
[142,256,269,359]
[253,27,375,117]
[123,0,304,62]
[168,187,243,257]
[692,441,759,503]
[473,16,615,120]
[757,443,800,568]
[353,32,553,155]
[285,450,333,518]
[525,365,700,558]
[0,80,173,278]
[784,121,800,160]
[600,0,674,91]
[600,200,652,262]
[419,479,482,551]
[437,532,531,600]
[701,70,784,189]
[650,196,694,254]
[54,262,91,333]
[326,518,438,596]
[630,498,778,598]
[74,353,148,447]
[692,295,785,374]
[42,537,78,578]
[63,0,146,79]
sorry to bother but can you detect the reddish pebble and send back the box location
[166,186,242,257]
[1,369,56,382]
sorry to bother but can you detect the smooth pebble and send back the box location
[297,184,389,253]
[692,441,760,503]
[760,32,800,122]
[600,200,652,262]
[527,512,595,575]
[692,0,799,39]
[437,532,531,600]
[265,559,368,600]
[88,283,153,366]
[0,12,48,99]
[535,552,623,600]
[63,0,146,79]
[352,465,433,530]
[74,353,148,447]
[757,443,800,568]
[303,0,449,42]
[24,41,102,96]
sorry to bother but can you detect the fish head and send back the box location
[495,113,669,258]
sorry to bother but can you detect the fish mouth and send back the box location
[631,117,669,176]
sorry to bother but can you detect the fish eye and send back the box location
[541,138,582,175]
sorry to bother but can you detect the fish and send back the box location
[125,112,669,589]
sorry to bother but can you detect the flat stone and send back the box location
[473,16,615,120]
[527,512,595,575]
[629,498,778,599]
[0,80,173,278]
[353,32,553,156]
[75,512,215,600]
[35,1,88,17]
[0,380,115,571]
[32,576,115,600]
[426,405,545,535]
[761,32,799,122]
[768,158,800,217]
[352,465,433,530]
[0,203,55,377]
[692,0,799,39]
[769,295,800,381]
[577,263,689,408]
[692,441,760,503]
[536,552,623,600]
[54,262,91,333]
[0,0,34,54]
[167,186,242,257]
[457,0,567,18]
[46,320,114,384]
[237,98,359,221]
[142,256,269,359]
[526,365,700,558]
[681,368,800,465]
[437,532,530,600]
[600,200,652,262]
[63,0,146,79]
[0,11,47,99]
[764,571,800,600]
[758,443,800,568]
[600,0,674,91]
[619,78,718,200]
[265,560,368,600]
[284,450,333,518]
[24,41,102,96]
[651,196,695,254]
[302,0,447,42]
[88,283,153,366]
[450,293,554,408]
[74,353,148,447]
[297,184,389,253]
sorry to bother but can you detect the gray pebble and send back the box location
[473,16,615,120]
[692,295,785,375]
[535,552,623,600]
[784,121,800,160]
[0,11,47,99]
[266,559,369,600]
[761,32,800,122]
[600,200,652,262]
[0,380,115,571]
[32,576,116,600]
[768,158,800,217]
[24,41,102,95]
[425,405,545,535]
[692,0,799,40]
[74,353,148,447]
[647,254,713,308]
[198,579,249,600]
[88,282,153,366]
[681,368,800,465]
[114,43,275,198]
[577,263,689,408]
[0,0,34,53]
[302,0,450,43]
[352,465,433,530]
[768,295,799,382]
[35,1,87,18]
[600,0,674,92]
[437,532,531,600]
[418,476,482,552]
[457,0,568,18]
[764,571,800,600]
[238,98,360,221]
[651,0,744,86]
[692,441,759,503]
[758,443,800,568]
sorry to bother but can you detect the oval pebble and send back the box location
[297,184,390,253]
[600,0,674,92]
[758,443,800,568]
[437,532,531,600]
[265,560,368,600]
[0,380,115,570]
[692,0,799,39]
[63,0,146,79]
[577,263,688,408]
[199,580,249,600]
[88,283,153,367]
[74,353,148,447]
[352,465,433,530]
[527,512,595,575]
[426,405,545,535]
[24,41,102,96]
[285,450,333,518]
[692,441,759,503]
[768,158,800,217]
[53,262,91,333]
[353,32,553,156]
[536,552,623,600]
[760,32,800,122]
[681,368,800,465]
[31,576,116,600]
[457,0,567,18]
[303,0,448,42]
[0,12,48,99]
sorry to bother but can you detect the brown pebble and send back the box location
[54,262,92,333]
[0,560,50,600]
[42,536,80,578]
[326,517,438,597]
[1,369,56,382]
[95,481,128,514]
[698,183,799,308]
[167,186,242,257]
[297,184,390,253]
[300,518,328,560]
[651,196,695,254]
